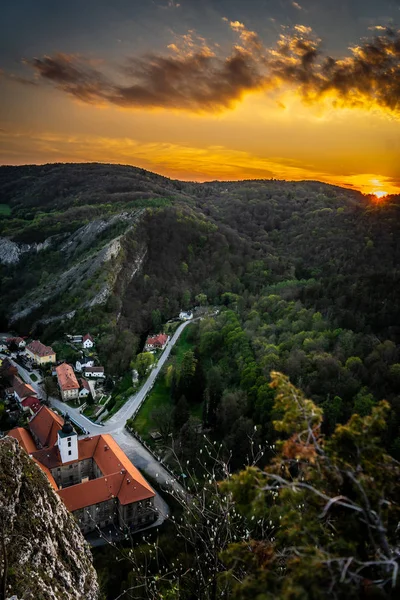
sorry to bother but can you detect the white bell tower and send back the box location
[57,414,78,463]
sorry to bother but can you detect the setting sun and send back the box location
[372,190,389,199]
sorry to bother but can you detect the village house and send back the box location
[145,333,169,351]
[11,375,38,403]
[75,356,95,372]
[82,333,94,349]
[84,366,105,378]
[56,363,80,401]
[8,409,156,535]
[26,340,56,365]
[66,334,83,344]
[79,378,91,399]
[21,396,41,416]
[6,337,26,349]
[179,310,193,321]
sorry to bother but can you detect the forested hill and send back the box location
[1,163,400,459]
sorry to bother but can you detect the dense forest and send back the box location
[1,163,400,598]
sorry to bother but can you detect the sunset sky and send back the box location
[1,0,400,194]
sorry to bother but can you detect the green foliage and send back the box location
[0,203,11,215]
[134,352,155,378]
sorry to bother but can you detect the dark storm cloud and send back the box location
[25,41,264,111]
[18,24,400,115]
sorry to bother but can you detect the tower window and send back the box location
[68,450,72,456]
[68,441,71,447]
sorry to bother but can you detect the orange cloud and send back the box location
[6,24,400,119]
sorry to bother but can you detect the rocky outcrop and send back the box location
[0,437,99,600]
[0,237,51,265]
[8,210,144,325]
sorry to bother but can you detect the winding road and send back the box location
[2,320,196,525]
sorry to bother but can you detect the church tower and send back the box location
[57,414,78,463]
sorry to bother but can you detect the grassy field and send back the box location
[133,378,170,439]
[132,323,202,442]
[30,373,38,382]
[0,204,11,216]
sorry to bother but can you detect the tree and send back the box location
[221,372,400,599]
[43,376,58,400]
[151,406,174,443]
[151,309,162,332]
[173,395,190,433]
[195,293,208,306]
[135,352,155,378]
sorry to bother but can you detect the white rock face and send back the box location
[0,236,52,265]
[0,437,99,600]
[0,237,23,265]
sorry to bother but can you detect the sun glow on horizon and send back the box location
[371,190,389,199]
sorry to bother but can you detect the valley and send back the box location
[1,163,400,599]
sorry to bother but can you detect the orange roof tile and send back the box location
[146,333,168,347]
[7,428,37,454]
[94,434,155,504]
[56,363,79,391]
[29,406,64,448]
[12,375,37,400]
[58,473,123,511]
[32,446,61,470]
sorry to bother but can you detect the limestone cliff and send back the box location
[0,437,99,600]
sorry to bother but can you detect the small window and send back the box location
[68,441,71,447]
[68,450,72,456]
[67,437,71,442]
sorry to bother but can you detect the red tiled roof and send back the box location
[38,434,155,510]
[21,396,41,414]
[58,473,123,511]
[29,406,64,448]
[12,375,37,400]
[80,378,91,392]
[6,337,25,345]
[83,333,94,343]
[146,333,168,347]
[32,446,61,470]
[26,340,55,357]
[56,363,79,391]
[7,428,37,454]
[94,434,155,505]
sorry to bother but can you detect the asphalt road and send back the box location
[2,321,195,520]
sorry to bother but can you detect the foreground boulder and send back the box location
[0,437,99,600]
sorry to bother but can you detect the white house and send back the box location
[84,366,105,378]
[79,378,91,399]
[179,310,193,321]
[75,357,95,372]
[82,333,94,349]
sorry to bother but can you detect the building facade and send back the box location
[56,363,80,400]
[8,410,156,535]
[26,340,56,364]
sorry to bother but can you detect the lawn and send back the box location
[0,204,11,216]
[30,373,38,382]
[133,378,170,440]
[131,323,202,442]
[172,324,196,365]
